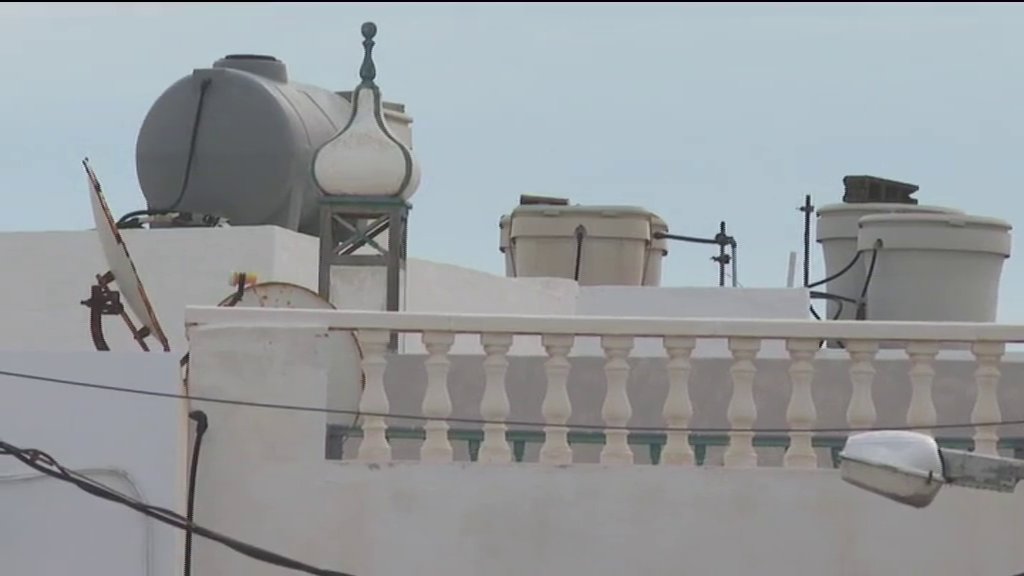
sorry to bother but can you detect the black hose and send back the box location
[810,290,859,305]
[729,238,738,287]
[809,290,857,322]
[185,410,209,576]
[118,77,213,228]
[807,251,863,289]
[573,225,586,281]
[857,242,881,319]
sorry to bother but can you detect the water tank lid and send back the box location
[857,212,1013,257]
[817,202,962,216]
[511,204,654,218]
[815,202,964,242]
[212,53,289,82]
[509,204,653,241]
[222,54,281,61]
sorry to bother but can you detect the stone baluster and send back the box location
[845,340,879,430]
[784,338,818,469]
[971,341,1005,456]
[906,341,939,435]
[479,332,514,463]
[421,331,455,463]
[662,337,696,465]
[356,329,392,463]
[600,335,635,465]
[540,334,574,465]
[724,337,761,468]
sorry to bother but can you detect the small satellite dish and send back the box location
[213,280,365,430]
[81,159,171,352]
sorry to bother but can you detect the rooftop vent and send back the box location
[842,175,919,205]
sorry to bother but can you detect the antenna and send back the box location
[81,159,171,353]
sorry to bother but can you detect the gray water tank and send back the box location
[135,54,413,236]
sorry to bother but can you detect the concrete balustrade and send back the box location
[184,306,1024,468]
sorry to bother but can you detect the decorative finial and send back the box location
[360,21,377,85]
[312,19,420,201]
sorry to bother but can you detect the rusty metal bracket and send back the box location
[81,271,152,353]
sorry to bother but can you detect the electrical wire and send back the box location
[1,367,1021,436]
[0,467,155,576]
[0,438,355,576]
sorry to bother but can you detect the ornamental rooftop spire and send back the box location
[313,21,421,199]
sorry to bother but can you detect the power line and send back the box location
[2,367,1022,435]
[0,438,355,576]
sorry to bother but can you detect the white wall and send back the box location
[0,350,185,576]
[186,321,1024,576]
[0,226,809,358]
[0,226,317,353]
[248,463,1024,576]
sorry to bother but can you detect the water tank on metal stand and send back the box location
[134,53,413,237]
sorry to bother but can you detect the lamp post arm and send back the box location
[940,448,1024,494]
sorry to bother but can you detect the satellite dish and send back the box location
[81,159,171,352]
[213,280,364,430]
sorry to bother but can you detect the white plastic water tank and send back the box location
[643,214,669,287]
[508,205,653,286]
[816,202,964,321]
[857,212,1012,323]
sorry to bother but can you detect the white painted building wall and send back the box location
[186,320,1024,576]
[0,226,810,358]
[0,351,185,576]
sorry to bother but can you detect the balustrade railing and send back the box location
[185,307,1024,468]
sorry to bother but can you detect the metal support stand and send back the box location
[317,196,410,350]
[80,270,154,352]
[654,221,737,287]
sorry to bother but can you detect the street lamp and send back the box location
[838,430,1024,508]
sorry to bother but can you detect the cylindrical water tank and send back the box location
[135,54,413,236]
[816,202,963,322]
[857,213,1012,324]
[508,205,653,286]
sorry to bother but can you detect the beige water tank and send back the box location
[816,202,963,322]
[508,204,654,286]
[857,212,1012,323]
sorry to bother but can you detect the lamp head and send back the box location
[838,430,945,508]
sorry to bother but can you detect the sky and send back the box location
[3,2,1024,320]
